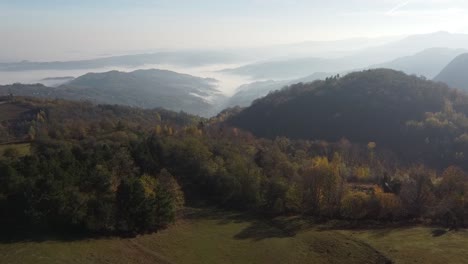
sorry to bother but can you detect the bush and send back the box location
[374,187,402,220]
[341,191,371,220]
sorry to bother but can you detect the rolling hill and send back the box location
[434,53,468,90]
[0,69,226,117]
[227,69,468,166]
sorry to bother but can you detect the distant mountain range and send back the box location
[0,69,226,117]
[221,57,351,79]
[3,32,468,78]
[434,53,468,90]
[0,51,243,72]
[352,31,468,66]
[224,36,468,103]
[371,48,467,78]
[222,32,468,80]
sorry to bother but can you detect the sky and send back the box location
[1,0,468,61]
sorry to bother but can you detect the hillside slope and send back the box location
[227,69,468,165]
[0,209,390,264]
[434,53,468,90]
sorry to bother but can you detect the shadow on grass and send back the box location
[0,220,166,244]
[0,226,109,244]
[315,219,421,237]
[1,207,237,244]
[182,207,256,224]
[233,220,293,241]
[431,229,447,237]
[182,207,310,241]
[233,215,319,241]
[3,207,453,245]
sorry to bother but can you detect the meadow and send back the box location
[3,208,468,264]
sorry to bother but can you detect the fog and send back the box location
[0,63,260,96]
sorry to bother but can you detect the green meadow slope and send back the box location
[0,209,388,264]
[341,227,468,264]
[3,208,468,264]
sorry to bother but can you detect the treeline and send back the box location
[132,132,468,228]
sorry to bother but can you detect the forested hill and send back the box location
[0,69,226,117]
[434,53,468,90]
[227,69,468,167]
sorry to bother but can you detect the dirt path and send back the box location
[342,234,393,264]
[128,239,176,264]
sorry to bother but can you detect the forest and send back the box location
[228,69,468,169]
[1,70,468,238]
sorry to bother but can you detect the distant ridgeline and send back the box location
[434,53,468,91]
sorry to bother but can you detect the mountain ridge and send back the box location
[434,53,468,90]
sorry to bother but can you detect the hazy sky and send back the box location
[1,0,468,61]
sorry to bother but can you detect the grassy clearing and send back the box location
[0,143,31,159]
[4,208,468,264]
[0,209,388,264]
[341,227,468,264]
[134,209,388,264]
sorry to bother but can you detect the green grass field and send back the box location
[1,209,468,264]
[341,227,468,264]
